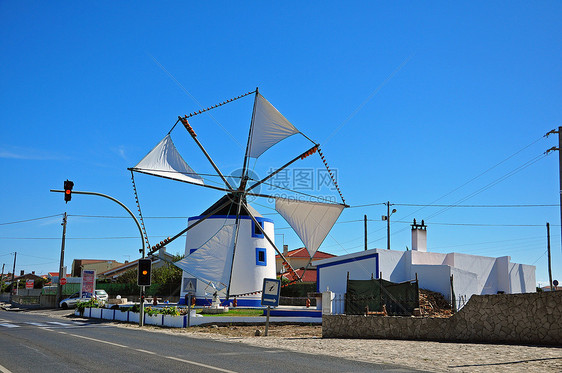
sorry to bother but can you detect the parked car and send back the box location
[94,289,109,302]
[59,292,86,309]
[59,289,109,309]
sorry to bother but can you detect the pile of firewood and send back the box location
[417,289,453,318]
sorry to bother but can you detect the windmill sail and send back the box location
[173,225,235,291]
[131,135,204,185]
[275,198,344,257]
[247,93,300,158]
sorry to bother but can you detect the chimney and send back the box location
[20,270,25,276]
[411,219,427,252]
[283,244,288,256]
[32,271,35,275]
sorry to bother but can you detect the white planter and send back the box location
[114,310,129,322]
[101,308,115,320]
[163,314,186,328]
[145,314,162,326]
[90,308,102,318]
[128,312,139,323]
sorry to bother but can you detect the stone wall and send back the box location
[323,291,561,346]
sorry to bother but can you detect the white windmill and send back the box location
[129,88,347,306]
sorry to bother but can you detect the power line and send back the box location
[0,214,62,226]
[391,203,558,208]
[0,235,180,240]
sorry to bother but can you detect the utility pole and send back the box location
[364,215,368,251]
[10,252,16,303]
[0,263,5,294]
[57,213,67,307]
[382,202,396,250]
[545,127,562,253]
[547,222,553,291]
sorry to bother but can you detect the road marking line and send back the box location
[165,356,237,373]
[46,322,72,326]
[68,333,128,348]
[134,349,156,355]
[0,323,19,328]
[25,322,48,327]
[56,330,238,372]
[0,363,12,373]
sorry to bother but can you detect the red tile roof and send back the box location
[281,268,317,283]
[276,247,335,259]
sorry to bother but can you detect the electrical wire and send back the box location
[0,214,62,226]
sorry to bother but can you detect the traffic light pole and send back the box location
[50,188,147,327]
[50,189,146,256]
[56,213,67,307]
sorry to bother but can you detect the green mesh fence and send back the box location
[346,278,419,316]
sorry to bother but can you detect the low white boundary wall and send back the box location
[76,308,321,327]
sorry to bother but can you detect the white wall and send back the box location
[316,251,379,294]
[411,264,452,301]
[411,250,446,265]
[451,267,479,309]
[448,253,498,294]
[509,263,536,293]
[375,249,410,282]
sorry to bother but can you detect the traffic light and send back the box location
[64,180,74,203]
[137,259,152,286]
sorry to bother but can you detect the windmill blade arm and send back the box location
[147,197,233,255]
[179,117,234,191]
[247,144,319,193]
[128,168,231,194]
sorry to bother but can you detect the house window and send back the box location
[252,220,265,238]
[256,248,267,266]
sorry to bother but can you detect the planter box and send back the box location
[128,312,140,323]
[145,314,162,326]
[114,310,129,322]
[101,308,115,320]
[164,314,186,328]
[90,308,102,319]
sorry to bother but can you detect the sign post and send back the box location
[261,278,281,336]
[183,278,197,327]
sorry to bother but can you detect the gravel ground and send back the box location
[19,308,562,373]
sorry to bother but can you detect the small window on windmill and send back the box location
[256,248,267,266]
[252,220,265,238]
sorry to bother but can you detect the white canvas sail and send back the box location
[173,225,235,290]
[247,93,300,158]
[132,135,204,185]
[275,198,344,257]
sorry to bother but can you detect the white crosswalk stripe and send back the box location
[46,321,73,326]
[0,321,90,329]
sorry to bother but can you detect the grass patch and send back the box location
[196,308,264,317]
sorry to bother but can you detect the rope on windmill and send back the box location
[182,90,255,119]
[317,147,346,205]
[130,171,151,248]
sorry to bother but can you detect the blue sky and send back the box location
[1,2,561,287]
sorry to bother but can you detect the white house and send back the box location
[316,220,536,309]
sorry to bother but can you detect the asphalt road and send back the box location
[0,310,421,373]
